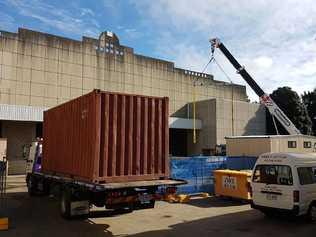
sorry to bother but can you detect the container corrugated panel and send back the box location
[170,156,227,194]
[226,156,258,170]
[42,90,169,183]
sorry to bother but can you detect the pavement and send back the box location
[1,175,316,237]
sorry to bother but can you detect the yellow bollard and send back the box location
[177,194,190,203]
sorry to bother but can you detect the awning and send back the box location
[0,104,46,122]
[169,117,202,129]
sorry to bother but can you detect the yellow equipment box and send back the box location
[214,169,252,200]
[0,218,8,230]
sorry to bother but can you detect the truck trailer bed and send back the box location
[32,172,186,191]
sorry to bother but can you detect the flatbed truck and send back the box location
[26,141,185,219]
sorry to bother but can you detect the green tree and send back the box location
[266,87,312,135]
[302,89,316,135]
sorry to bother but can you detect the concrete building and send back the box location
[0,28,266,174]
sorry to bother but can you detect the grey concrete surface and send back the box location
[1,175,316,237]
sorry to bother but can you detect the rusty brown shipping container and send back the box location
[42,90,169,183]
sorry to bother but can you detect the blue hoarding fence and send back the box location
[226,156,258,170]
[170,156,227,194]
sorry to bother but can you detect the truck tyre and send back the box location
[60,190,72,219]
[60,189,90,219]
[147,200,155,209]
[307,204,316,222]
[42,181,50,196]
[27,176,37,196]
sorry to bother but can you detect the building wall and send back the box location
[216,99,266,145]
[0,28,247,111]
[188,99,266,156]
[1,120,36,174]
[187,99,217,155]
[0,28,266,161]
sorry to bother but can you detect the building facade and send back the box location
[0,28,266,174]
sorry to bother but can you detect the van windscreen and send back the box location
[252,165,293,185]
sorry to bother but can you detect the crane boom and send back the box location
[210,38,301,135]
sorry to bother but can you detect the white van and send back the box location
[251,152,316,220]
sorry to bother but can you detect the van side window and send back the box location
[297,167,316,185]
[303,141,312,148]
[288,141,297,148]
[253,165,293,185]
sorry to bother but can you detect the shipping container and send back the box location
[42,90,169,183]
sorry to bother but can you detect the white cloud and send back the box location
[123,28,143,39]
[5,0,100,37]
[0,12,15,29]
[254,56,273,70]
[132,0,316,101]
[292,57,316,77]
[80,8,95,17]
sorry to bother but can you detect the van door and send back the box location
[252,165,294,210]
[297,167,316,214]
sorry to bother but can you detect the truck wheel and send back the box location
[147,200,155,209]
[42,181,50,196]
[308,204,316,222]
[27,177,37,196]
[60,189,90,219]
[60,190,72,219]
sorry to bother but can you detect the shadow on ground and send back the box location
[183,196,248,208]
[2,191,316,237]
[1,192,113,237]
[127,210,316,237]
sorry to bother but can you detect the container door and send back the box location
[252,164,294,210]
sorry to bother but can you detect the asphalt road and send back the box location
[1,175,316,237]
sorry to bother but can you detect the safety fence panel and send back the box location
[226,156,258,170]
[170,156,227,194]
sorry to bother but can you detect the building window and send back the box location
[304,141,312,148]
[288,141,297,148]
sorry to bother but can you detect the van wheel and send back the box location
[262,210,275,218]
[308,204,316,222]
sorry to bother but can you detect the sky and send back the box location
[0,0,316,101]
